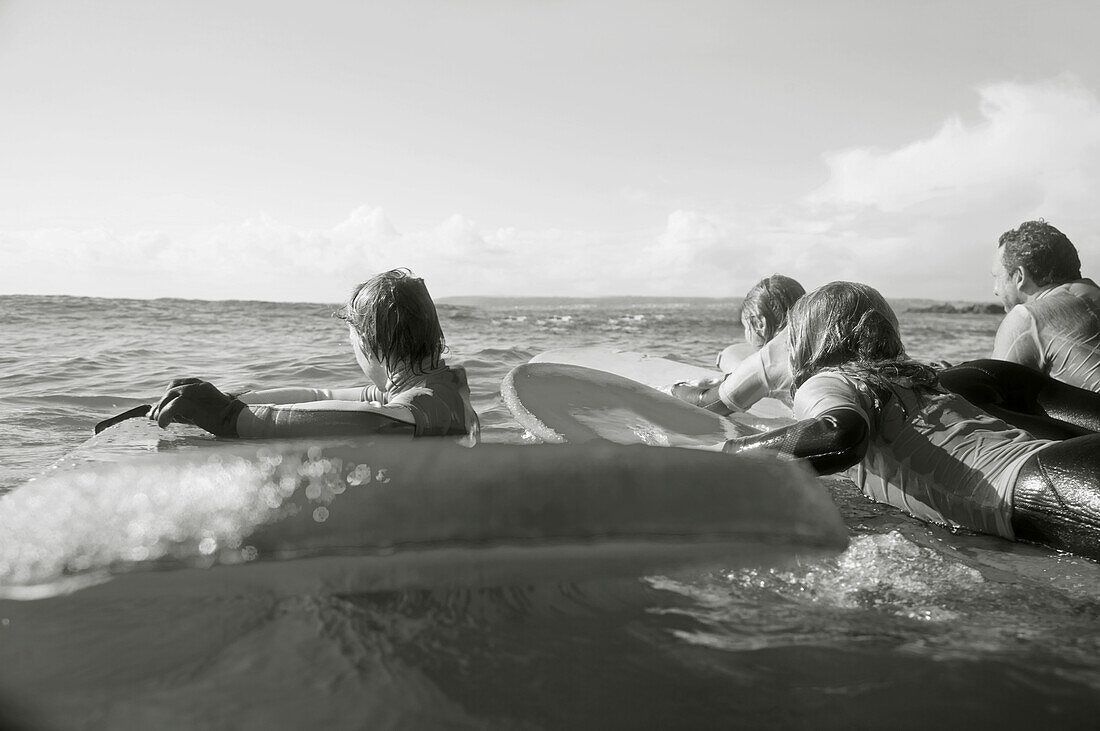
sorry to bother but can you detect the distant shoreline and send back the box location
[906,302,1004,315]
[0,292,1004,313]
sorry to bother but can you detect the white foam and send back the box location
[0,449,323,586]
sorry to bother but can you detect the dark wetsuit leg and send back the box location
[1012,435,1100,560]
[939,359,1100,438]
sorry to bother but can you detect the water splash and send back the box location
[799,532,985,619]
[0,446,359,588]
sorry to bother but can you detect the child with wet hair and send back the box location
[737,274,806,351]
[670,274,804,415]
[150,269,479,440]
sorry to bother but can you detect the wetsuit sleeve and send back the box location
[717,333,792,410]
[237,386,385,405]
[387,388,454,437]
[761,335,794,398]
[235,400,415,438]
[722,373,870,474]
[717,349,770,411]
[792,372,870,423]
[992,306,1043,371]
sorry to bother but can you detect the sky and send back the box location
[1,0,1099,302]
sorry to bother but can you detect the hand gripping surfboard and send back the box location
[503,362,790,445]
[529,347,792,420]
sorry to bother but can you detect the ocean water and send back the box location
[0,294,995,491]
[1,294,1099,729]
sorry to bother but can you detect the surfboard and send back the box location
[0,432,847,600]
[529,346,792,420]
[532,346,716,386]
[503,362,793,447]
[501,362,1100,586]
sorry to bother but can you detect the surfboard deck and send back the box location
[503,362,792,447]
[530,346,793,420]
[531,346,716,386]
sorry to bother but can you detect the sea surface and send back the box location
[1,294,1099,730]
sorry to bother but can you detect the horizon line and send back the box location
[0,291,1000,308]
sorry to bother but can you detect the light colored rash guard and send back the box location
[717,330,794,411]
[993,279,1100,392]
[235,366,480,440]
[237,384,388,406]
[794,371,1055,539]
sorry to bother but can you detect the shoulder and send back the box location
[388,366,475,437]
[429,365,470,392]
[1032,280,1100,306]
[793,372,871,421]
[1059,278,1100,293]
[1000,302,1037,331]
[798,371,860,396]
[1063,279,1100,305]
[389,367,468,404]
[1016,281,1100,325]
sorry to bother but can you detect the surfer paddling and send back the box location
[670,274,803,415]
[718,281,1100,560]
[149,269,479,440]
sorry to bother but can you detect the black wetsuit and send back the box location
[940,359,1100,559]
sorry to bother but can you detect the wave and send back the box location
[2,394,150,409]
[466,346,536,361]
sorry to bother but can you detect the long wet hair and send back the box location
[336,268,446,374]
[741,274,806,343]
[788,281,938,405]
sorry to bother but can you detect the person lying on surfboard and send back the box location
[716,280,1100,561]
[147,269,480,440]
[670,274,804,414]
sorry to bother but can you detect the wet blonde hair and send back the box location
[741,274,806,343]
[788,281,937,398]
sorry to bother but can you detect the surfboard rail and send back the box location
[0,437,847,599]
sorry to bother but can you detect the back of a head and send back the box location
[998,220,1081,287]
[788,281,905,389]
[742,274,807,343]
[340,269,446,373]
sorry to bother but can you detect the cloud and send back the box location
[619,186,655,204]
[791,77,1100,298]
[0,209,648,300]
[0,210,399,302]
[613,77,1100,300]
[630,209,865,297]
[810,78,1100,214]
[3,78,1099,302]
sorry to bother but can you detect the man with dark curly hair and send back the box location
[991,220,1100,391]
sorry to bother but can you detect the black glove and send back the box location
[150,378,246,438]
